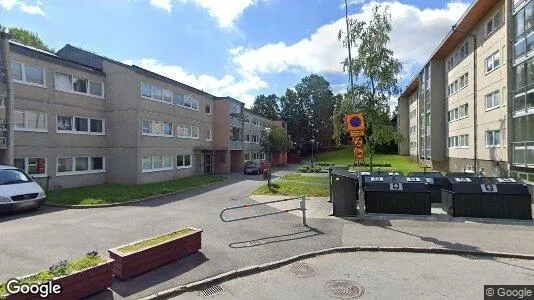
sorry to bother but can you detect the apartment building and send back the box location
[398,0,533,181]
[0,33,286,189]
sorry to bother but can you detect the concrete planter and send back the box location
[108,228,202,280]
[5,258,113,300]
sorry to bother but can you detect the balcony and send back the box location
[512,87,534,116]
[512,142,534,168]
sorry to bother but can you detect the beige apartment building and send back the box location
[399,0,534,183]
[0,33,286,190]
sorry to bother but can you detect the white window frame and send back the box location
[245,134,250,143]
[448,136,459,148]
[56,156,106,176]
[14,157,48,177]
[176,124,200,139]
[141,156,173,173]
[485,90,501,111]
[485,51,501,73]
[11,61,46,88]
[252,118,259,126]
[14,110,47,133]
[141,119,174,137]
[252,135,259,143]
[206,129,212,141]
[459,134,469,148]
[485,130,502,148]
[56,115,105,135]
[486,11,502,37]
[205,104,212,115]
[54,72,104,99]
[176,154,193,169]
[459,73,469,89]
[140,82,173,104]
[458,104,469,119]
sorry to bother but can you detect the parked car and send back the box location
[0,165,46,214]
[243,160,264,175]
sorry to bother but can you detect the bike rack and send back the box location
[220,196,307,226]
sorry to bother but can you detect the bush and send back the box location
[345,165,351,170]
[316,161,335,167]
[299,166,311,173]
[351,163,392,167]
[313,166,322,173]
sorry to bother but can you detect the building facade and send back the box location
[398,0,534,183]
[0,35,287,190]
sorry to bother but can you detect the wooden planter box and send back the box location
[4,258,113,300]
[108,227,202,280]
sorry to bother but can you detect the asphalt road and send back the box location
[175,252,534,300]
[1,171,342,299]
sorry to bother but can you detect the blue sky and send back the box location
[0,0,471,108]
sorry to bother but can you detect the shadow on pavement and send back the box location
[94,252,209,299]
[228,227,324,249]
[0,205,66,223]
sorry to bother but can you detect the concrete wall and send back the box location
[430,59,447,162]
[398,96,409,155]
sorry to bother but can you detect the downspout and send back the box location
[472,34,478,172]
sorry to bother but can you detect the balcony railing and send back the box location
[511,141,534,168]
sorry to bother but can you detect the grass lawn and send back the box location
[47,175,226,206]
[309,146,427,175]
[253,173,329,197]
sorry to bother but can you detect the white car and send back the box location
[0,165,46,214]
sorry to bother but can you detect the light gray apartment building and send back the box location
[399,0,534,184]
[0,33,286,190]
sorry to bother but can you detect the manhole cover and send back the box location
[324,280,365,299]
[288,262,316,278]
[201,284,224,297]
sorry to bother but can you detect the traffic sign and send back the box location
[354,148,365,161]
[345,113,365,136]
[354,137,363,148]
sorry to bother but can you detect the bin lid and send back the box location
[446,177,530,195]
[364,181,430,192]
[408,172,445,178]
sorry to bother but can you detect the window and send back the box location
[55,73,104,98]
[486,11,502,37]
[459,134,469,148]
[57,157,105,175]
[141,119,173,137]
[252,135,258,143]
[174,93,184,106]
[244,153,250,160]
[410,125,416,134]
[14,158,47,176]
[177,124,200,139]
[448,108,460,122]
[252,118,259,125]
[57,116,105,134]
[177,154,192,169]
[485,90,501,110]
[458,104,469,119]
[206,129,212,141]
[245,134,250,143]
[11,61,45,87]
[459,73,469,89]
[205,104,211,115]
[448,136,458,148]
[244,117,250,123]
[140,82,172,103]
[486,130,501,147]
[485,52,501,73]
[141,155,173,172]
[14,110,47,132]
[448,80,459,96]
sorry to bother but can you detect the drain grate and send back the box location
[324,280,365,299]
[201,284,224,297]
[288,262,316,278]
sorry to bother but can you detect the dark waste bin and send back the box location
[442,177,533,220]
[408,172,450,203]
[361,172,403,190]
[330,168,359,217]
[364,176,431,215]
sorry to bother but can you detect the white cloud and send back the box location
[149,0,265,28]
[149,0,172,13]
[231,1,470,80]
[341,0,368,8]
[0,0,45,15]
[123,58,268,107]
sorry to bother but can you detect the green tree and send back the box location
[334,4,404,169]
[279,88,308,154]
[294,74,336,154]
[251,94,280,120]
[0,25,52,52]
[260,121,291,156]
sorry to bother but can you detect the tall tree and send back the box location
[334,4,404,169]
[0,25,52,52]
[251,94,280,120]
[279,88,308,154]
[295,74,336,154]
[260,121,292,156]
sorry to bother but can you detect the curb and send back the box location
[43,178,228,209]
[140,246,534,299]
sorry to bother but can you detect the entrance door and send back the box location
[204,154,213,174]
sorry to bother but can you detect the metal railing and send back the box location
[220,196,307,226]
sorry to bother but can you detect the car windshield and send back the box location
[245,161,256,166]
[0,169,32,185]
